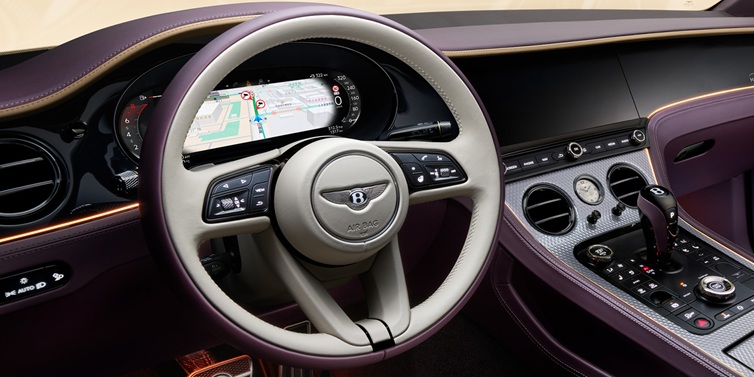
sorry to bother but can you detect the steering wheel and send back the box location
[140,5,502,368]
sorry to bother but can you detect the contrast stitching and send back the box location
[0,12,267,112]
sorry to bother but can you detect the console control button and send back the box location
[586,244,613,267]
[661,297,687,313]
[586,142,605,154]
[715,311,735,321]
[678,308,701,322]
[699,255,723,266]
[602,261,627,275]
[618,135,632,147]
[537,154,556,166]
[691,317,713,330]
[552,151,566,161]
[697,275,736,303]
[631,129,647,145]
[604,139,619,150]
[566,142,583,159]
[504,161,521,175]
[623,273,649,288]
[731,302,747,313]
[520,157,538,171]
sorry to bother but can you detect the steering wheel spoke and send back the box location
[255,229,374,346]
[256,228,410,348]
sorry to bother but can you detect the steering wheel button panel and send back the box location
[390,152,466,189]
[206,166,272,221]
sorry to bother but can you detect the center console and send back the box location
[504,141,754,376]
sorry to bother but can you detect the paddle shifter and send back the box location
[637,184,679,271]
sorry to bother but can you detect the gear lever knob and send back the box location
[637,184,679,270]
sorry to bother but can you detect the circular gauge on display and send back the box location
[573,175,604,205]
[117,89,161,161]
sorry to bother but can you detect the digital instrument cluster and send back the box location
[114,42,396,165]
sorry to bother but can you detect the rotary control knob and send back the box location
[696,275,736,304]
[586,244,614,267]
[566,142,584,159]
[631,129,646,146]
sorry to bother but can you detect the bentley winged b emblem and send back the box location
[321,183,388,211]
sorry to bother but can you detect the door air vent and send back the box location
[523,184,575,235]
[0,137,64,222]
[607,165,647,208]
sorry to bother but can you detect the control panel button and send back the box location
[566,142,583,159]
[537,154,556,166]
[691,317,713,330]
[604,139,619,150]
[586,244,613,267]
[585,142,605,154]
[412,153,449,163]
[209,190,249,218]
[504,161,521,174]
[213,174,252,194]
[552,151,566,161]
[730,303,748,314]
[715,310,735,321]
[618,135,632,147]
[411,172,430,186]
[252,183,268,198]
[392,152,465,189]
[0,264,70,305]
[631,129,647,145]
[520,157,539,171]
[677,308,701,322]
[661,297,687,313]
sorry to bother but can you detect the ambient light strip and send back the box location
[647,85,754,119]
[442,28,754,58]
[0,202,139,246]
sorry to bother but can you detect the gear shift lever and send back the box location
[637,184,679,271]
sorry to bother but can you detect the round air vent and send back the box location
[0,137,64,222]
[607,165,647,208]
[523,184,575,235]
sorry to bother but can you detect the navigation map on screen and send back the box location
[183,77,336,153]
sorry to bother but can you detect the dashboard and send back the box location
[3,3,754,376]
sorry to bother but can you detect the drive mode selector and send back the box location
[586,244,613,267]
[274,138,409,266]
[696,275,736,304]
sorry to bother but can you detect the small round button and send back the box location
[631,130,646,145]
[566,142,583,159]
[586,244,613,266]
[696,275,736,304]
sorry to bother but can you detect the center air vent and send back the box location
[523,184,575,235]
[607,165,647,207]
[0,137,64,223]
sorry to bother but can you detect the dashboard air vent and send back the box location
[607,165,647,207]
[0,137,63,222]
[523,185,575,235]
